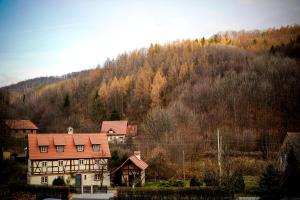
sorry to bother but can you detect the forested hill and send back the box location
[2,70,90,93]
[1,25,300,149]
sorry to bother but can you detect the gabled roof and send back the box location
[101,121,128,135]
[28,133,111,160]
[5,120,38,130]
[111,154,148,174]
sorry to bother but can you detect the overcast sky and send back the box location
[0,0,300,87]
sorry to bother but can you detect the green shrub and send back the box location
[115,187,233,199]
[204,169,218,186]
[9,184,70,200]
[52,177,66,186]
[190,176,201,186]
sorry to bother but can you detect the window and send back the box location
[92,144,100,152]
[40,146,48,153]
[94,174,101,181]
[58,160,64,166]
[84,175,86,180]
[42,161,47,167]
[79,159,84,165]
[76,145,84,152]
[41,176,48,184]
[56,145,64,152]
[95,159,100,165]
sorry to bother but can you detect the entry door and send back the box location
[75,174,81,187]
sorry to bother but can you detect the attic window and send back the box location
[40,146,48,153]
[108,128,114,134]
[56,145,64,152]
[92,144,100,152]
[77,145,84,152]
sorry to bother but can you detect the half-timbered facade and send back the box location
[27,133,111,190]
[111,151,148,187]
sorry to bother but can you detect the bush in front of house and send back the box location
[52,177,66,186]
[203,169,218,186]
[115,187,233,199]
[9,184,70,200]
[259,164,283,200]
[190,176,201,186]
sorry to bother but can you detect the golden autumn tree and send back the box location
[151,70,167,107]
[131,61,154,119]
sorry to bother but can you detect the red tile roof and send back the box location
[5,120,38,130]
[101,121,128,135]
[37,135,50,146]
[28,133,111,160]
[89,135,102,144]
[111,154,148,174]
[53,137,66,146]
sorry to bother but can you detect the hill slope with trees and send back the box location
[1,25,300,156]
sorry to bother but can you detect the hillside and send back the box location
[2,70,90,93]
[1,25,300,165]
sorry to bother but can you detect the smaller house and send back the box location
[101,121,138,143]
[279,132,300,171]
[3,119,38,138]
[111,151,148,187]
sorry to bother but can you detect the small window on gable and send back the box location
[40,146,48,153]
[56,145,64,152]
[92,144,100,152]
[41,176,48,184]
[77,145,84,152]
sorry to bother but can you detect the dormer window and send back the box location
[40,146,48,153]
[56,145,64,152]
[92,144,100,152]
[77,145,84,152]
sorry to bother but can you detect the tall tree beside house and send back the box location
[259,164,282,199]
[281,147,300,197]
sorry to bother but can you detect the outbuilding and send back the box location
[111,151,148,187]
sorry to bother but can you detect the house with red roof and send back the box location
[27,129,111,192]
[111,151,148,187]
[100,120,138,143]
[3,119,38,138]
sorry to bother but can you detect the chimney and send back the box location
[67,127,73,134]
[134,151,141,160]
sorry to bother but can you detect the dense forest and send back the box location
[1,25,300,178]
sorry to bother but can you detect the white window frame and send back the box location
[41,176,48,184]
[92,144,100,152]
[40,146,48,153]
[95,174,101,181]
[42,161,47,167]
[76,145,84,152]
[79,159,84,165]
[56,145,64,152]
[58,160,64,166]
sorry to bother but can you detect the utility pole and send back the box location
[217,129,222,186]
[182,149,185,181]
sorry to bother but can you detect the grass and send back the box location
[144,180,190,188]
[243,176,260,195]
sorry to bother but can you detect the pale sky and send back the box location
[0,0,300,87]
